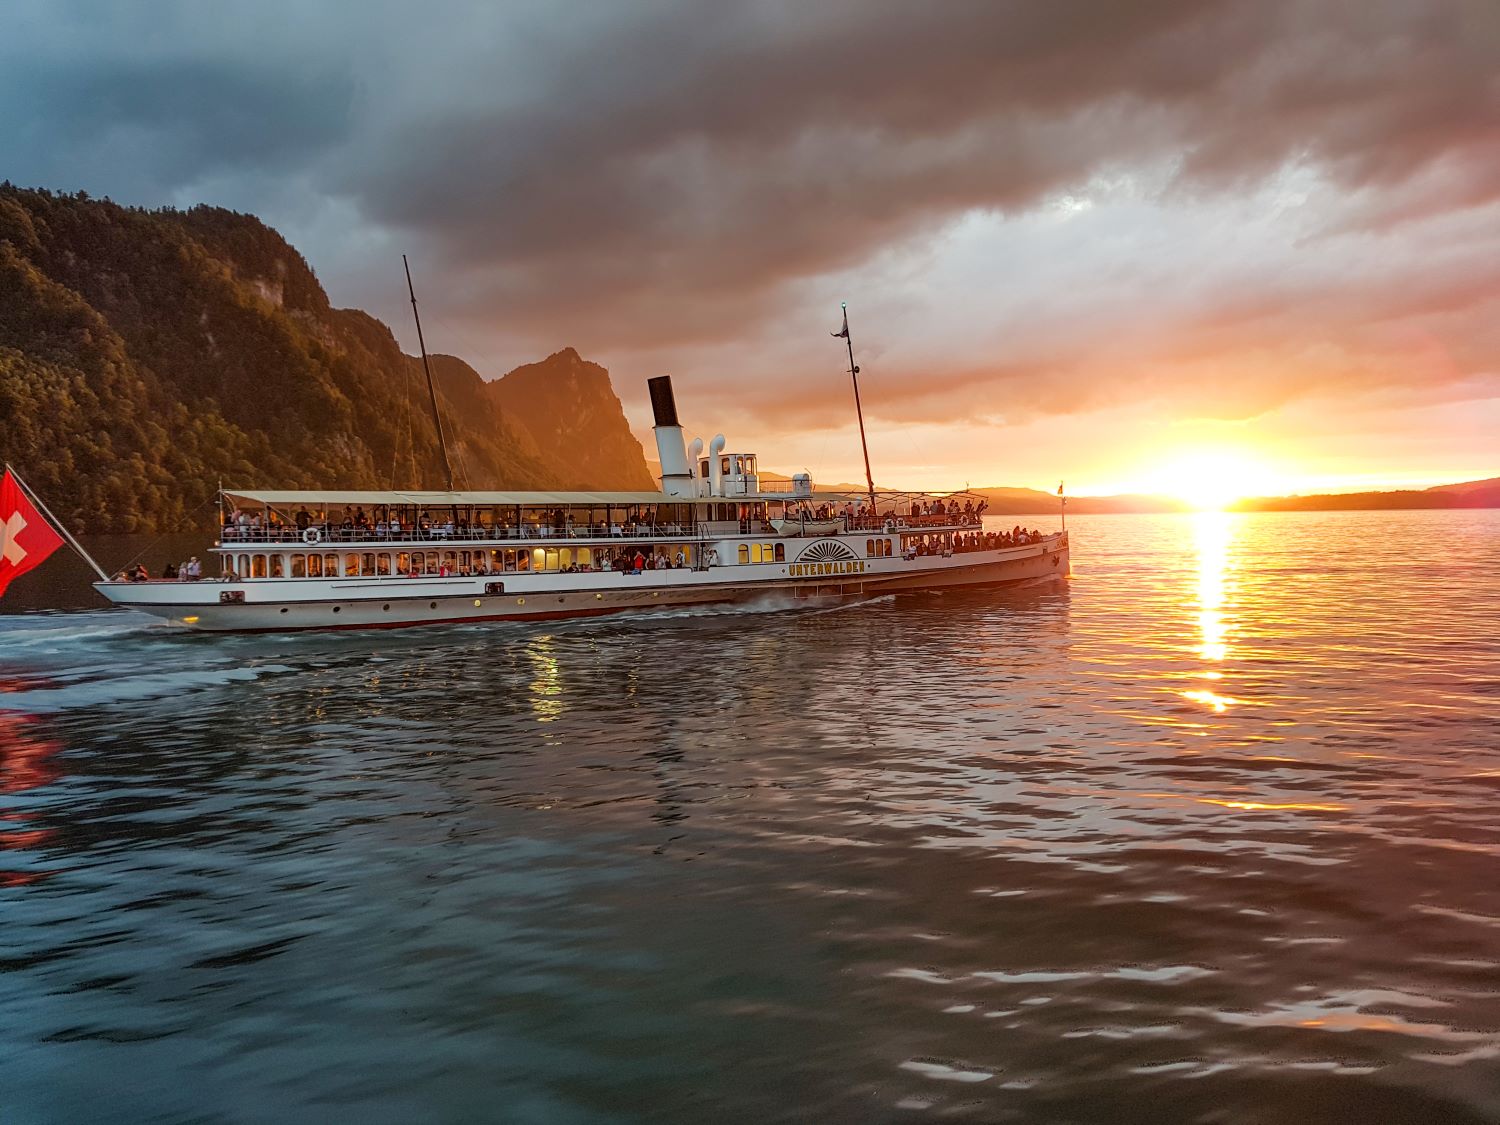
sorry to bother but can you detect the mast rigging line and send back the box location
[403,255,457,492]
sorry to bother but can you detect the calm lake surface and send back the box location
[2,511,1498,1123]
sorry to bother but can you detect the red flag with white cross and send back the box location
[0,469,65,599]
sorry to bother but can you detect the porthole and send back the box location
[430,601,438,610]
[595,593,603,600]
[473,599,482,608]
[516,597,525,605]
[383,604,390,611]
[332,606,340,613]
[280,607,288,614]
[558,597,565,604]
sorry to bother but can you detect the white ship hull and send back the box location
[95,534,1068,633]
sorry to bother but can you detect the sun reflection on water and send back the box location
[1184,511,1238,712]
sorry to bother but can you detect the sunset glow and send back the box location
[1135,450,1292,510]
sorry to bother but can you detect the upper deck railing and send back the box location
[220,522,704,547]
[218,511,986,548]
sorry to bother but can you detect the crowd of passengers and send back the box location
[905,525,1045,558]
[113,543,694,582]
[221,506,684,540]
[789,496,988,526]
[392,547,693,577]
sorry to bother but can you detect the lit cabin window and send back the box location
[577,547,592,567]
[396,552,410,573]
[774,543,784,562]
[270,555,284,578]
[737,544,750,564]
[361,553,376,574]
[238,554,250,576]
[325,553,338,575]
[251,555,267,578]
[376,554,391,576]
[344,553,359,577]
[292,554,307,578]
[532,548,546,572]
[884,539,893,557]
[721,456,732,476]
[866,539,875,557]
[746,456,757,474]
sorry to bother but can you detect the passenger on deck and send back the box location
[295,507,312,531]
[163,561,179,579]
[185,557,202,580]
[130,564,149,582]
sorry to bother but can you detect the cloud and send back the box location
[1,0,1497,480]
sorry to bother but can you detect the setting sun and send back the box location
[1141,449,1289,510]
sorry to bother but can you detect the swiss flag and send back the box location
[0,469,65,599]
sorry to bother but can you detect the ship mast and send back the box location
[403,255,455,491]
[833,302,878,518]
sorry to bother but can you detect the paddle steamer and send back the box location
[65,294,1070,632]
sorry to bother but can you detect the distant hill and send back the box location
[1232,477,1500,513]
[0,185,652,531]
[733,465,1500,515]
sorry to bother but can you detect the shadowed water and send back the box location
[2,511,1498,1123]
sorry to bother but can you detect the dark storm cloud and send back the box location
[3,0,1497,436]
[2,54,353,199]
[330,0,1500,348]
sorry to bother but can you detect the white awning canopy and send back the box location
[223,489,699,509]
[220,487,976,509]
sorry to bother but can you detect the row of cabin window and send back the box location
[226,546,693,579]
[865,538,894,557]
[737,542,785,564]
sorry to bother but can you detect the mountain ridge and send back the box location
[0,185,652,531]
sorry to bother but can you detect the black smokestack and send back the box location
[647,376,680,428]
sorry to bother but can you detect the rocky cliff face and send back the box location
[486,348,657,491]
[0,185,653,531]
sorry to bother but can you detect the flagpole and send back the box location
[1059,482,1066,532]
[834,302,879,522]
[4,463,111,581]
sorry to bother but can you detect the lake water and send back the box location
[2,511,1498,1123]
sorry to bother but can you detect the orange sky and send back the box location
[5,2,1497,501]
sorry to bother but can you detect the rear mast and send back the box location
[403,255,456,491]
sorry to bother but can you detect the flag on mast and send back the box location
[1057,481,1064,496]
[832,306,850,339]
[0,469,65,599]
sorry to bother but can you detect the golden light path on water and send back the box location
[1181,511,1241,715]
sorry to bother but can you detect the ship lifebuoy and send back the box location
[302,527,322,544]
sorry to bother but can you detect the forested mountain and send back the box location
[0,185,652,532]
